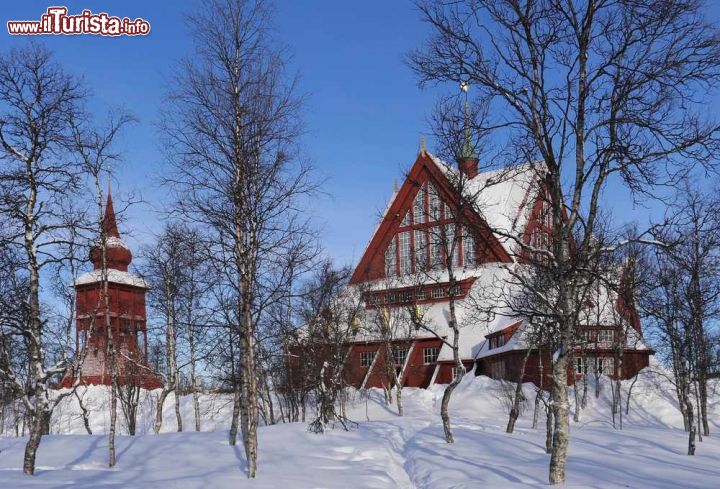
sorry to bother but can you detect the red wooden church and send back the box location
[58,192,162,390]
[341,144,652,390]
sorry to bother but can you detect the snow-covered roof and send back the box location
[74,269,148,289]
[428,154,541,256]
[106,236,130,250]
[347,152,646,363]
[351,263,524,361]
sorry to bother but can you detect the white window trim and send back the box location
[399,231,412,275]
[360,351,375,368]
[423,347,440,365]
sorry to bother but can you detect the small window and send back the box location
[416,289,427,301]
[393,348,409,366]
[452,365,466,381]
[575,357,588,375]
[360,351,375,368]
[597,357,614,375]
[597,330,614,345]
[449,285,461,297]
[387,292,396,303]
[431,287,445,299]
[399,291,412,303]
[423,347,440,365]
[490,361,504,378]
[581,329,591,343]
[489,334,505,350]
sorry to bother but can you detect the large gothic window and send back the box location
[413,186,426,224]
[463,227,475,267]
[414,229,427,270]
[385,237,397,277]
[384,181,478,277]
[429,183,441,221]
[398,231,412,275]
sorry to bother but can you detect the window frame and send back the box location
[385,237,397,277]
[575,357,588,375]
[596,357,615,375]
[597,329,614,345]
[393,348,409,367]
[398,231,412,275]
[423,346,440,365]
[413,185,426,225]
[360,351,376,368]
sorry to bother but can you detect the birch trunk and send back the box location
[75,390,93,435]
[174,389,183,432]
[241,312,259,478]
[188,321,201,431]
[532,390,541,430]
[21,165,48,475]
[441,291,463,444]
[549,351,570,484]
[507,347,532,433]
[685,383,696,455]
[154,390,170,434]
[545,398,554,454]
[229,386,241,446]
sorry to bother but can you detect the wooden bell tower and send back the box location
[58,191,162,389]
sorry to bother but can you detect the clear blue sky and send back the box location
[2,1,718,268]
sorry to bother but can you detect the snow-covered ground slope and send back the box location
[1,371,719,488]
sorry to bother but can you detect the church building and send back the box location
[342,144,653,390]
[58,192,162,390]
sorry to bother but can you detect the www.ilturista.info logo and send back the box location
[7,7,150,36]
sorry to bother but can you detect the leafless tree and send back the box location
[409,0,720,483]
[143,223,214,434]
[299,263,362,433]
[144,224,188,433]
[641,185,720,454]
[0,43,110,475]
[161,0,317,477]
[71,108,134,464]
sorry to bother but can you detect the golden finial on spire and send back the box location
[420,135,427,156]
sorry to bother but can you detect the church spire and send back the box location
[102,189,121,239]
[458,81,479,178]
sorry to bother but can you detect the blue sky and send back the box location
[2,1,718,268]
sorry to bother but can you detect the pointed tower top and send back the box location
[393,178,399,193]
[420,135,427,156]
[102,191,121,238]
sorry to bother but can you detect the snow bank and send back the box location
[1,370,719,488]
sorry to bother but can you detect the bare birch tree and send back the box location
[409,0,720,482]
[161,0,316,477]
[0,43,97,475]
[641,185,720,454]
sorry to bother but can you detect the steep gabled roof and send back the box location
[350,150,541,284]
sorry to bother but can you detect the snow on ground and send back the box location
[1,371,719,488]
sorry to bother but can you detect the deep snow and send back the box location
[1,370,719,488]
